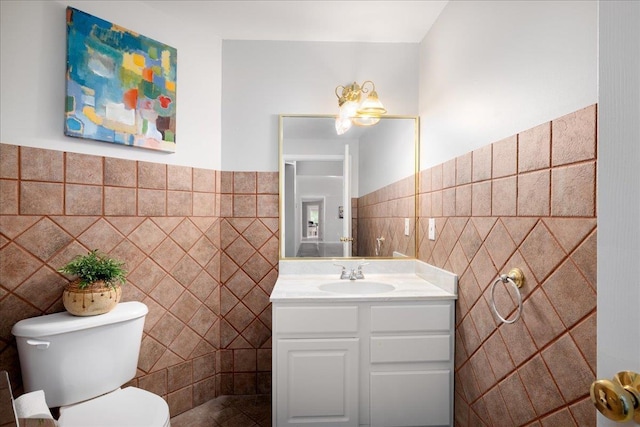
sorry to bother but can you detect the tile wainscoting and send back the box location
[0,145,279,417]
[357,174,416,258]
[0,103,597,424]
[418,105,597,426]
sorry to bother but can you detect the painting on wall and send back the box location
[65,7,177,152]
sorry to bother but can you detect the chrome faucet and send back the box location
[334,261,369,280]
[335,264,350,280]
[354,262,369,280]
[334,262,350,279]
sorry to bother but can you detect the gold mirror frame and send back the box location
[279,114,419,260]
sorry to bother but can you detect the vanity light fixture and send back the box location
[335,80,387,135]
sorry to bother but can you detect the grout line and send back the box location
[548,121,554,216]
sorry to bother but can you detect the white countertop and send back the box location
[271,260,458,302]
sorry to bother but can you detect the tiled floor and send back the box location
[170,395,271,427]
[295,241,343,257]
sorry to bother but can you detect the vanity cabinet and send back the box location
[369,304,453,427]
[273,301,454,427]
[273,305,360,426]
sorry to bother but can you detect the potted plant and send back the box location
[58,249,127,316]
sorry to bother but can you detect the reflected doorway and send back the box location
[297,198,327,257]
[302,200,322,240]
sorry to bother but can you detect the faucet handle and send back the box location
[333,261,349,279]
[356,261,369,279]
[357,261,369,270]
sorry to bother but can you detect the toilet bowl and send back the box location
[58,387,169,427]
[12,302,170,427]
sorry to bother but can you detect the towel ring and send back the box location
[489,268,525,324]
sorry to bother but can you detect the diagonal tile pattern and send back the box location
[0,146,222,418]
[1,105,596,423]
[419,105,598,427]
[218,172,278,395]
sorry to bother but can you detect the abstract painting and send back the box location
[65,7,177,152]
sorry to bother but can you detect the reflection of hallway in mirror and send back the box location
[280,115,417,259]
[295,242,343,257]
[301,200,322,240]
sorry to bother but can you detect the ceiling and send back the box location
[144,1,448,43]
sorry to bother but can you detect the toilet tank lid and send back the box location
[11,302,148,338]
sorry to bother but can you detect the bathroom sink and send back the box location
[318,280,396,294]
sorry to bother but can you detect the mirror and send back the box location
[279,115,419,259]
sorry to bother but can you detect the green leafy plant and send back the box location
[58,250,127,289]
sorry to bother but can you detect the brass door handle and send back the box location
[339,237,353,242]
[590,371,640,424]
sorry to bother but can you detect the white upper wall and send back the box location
[222,41,419,171]
[418,0,597,169]
[0,0,222,169]
[1,1,597,173]
[358,119,416,196]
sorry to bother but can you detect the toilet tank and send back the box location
[11,301,148,408]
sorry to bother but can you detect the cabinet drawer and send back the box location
[371,304,450,332]
[371,335,450,363]
[275,306,359,334]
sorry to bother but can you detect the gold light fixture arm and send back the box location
[335,86,344,103]
[334,80,386,134]
[335,82,362,105]
[360,80,375,94]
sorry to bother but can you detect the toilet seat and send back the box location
[58,387,170,427]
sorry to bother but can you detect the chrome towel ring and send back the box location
[489,268,525,324]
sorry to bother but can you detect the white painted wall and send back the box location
[597,2,640,425]
[0,0,222,169]
[358,118,416,196]
[222,41,419,171]
[282,117,417,197]
[418,0,597,169]
[283,137,359,196]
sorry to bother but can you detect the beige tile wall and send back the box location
[0,144,220,417]
[351,197,358,256]
[218,171,279,396]
[357,175,416,257]
[0,144,280,416]
[418,105,597,426]
[0,104,598,423]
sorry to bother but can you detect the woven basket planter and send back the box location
[62,280,122,316]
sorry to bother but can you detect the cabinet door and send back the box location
[276,338,359,426]
[370,370,450,427]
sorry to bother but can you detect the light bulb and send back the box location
[335,117,352,135]
[351,116,380,127]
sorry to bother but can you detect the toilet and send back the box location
[12,301,170,427]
